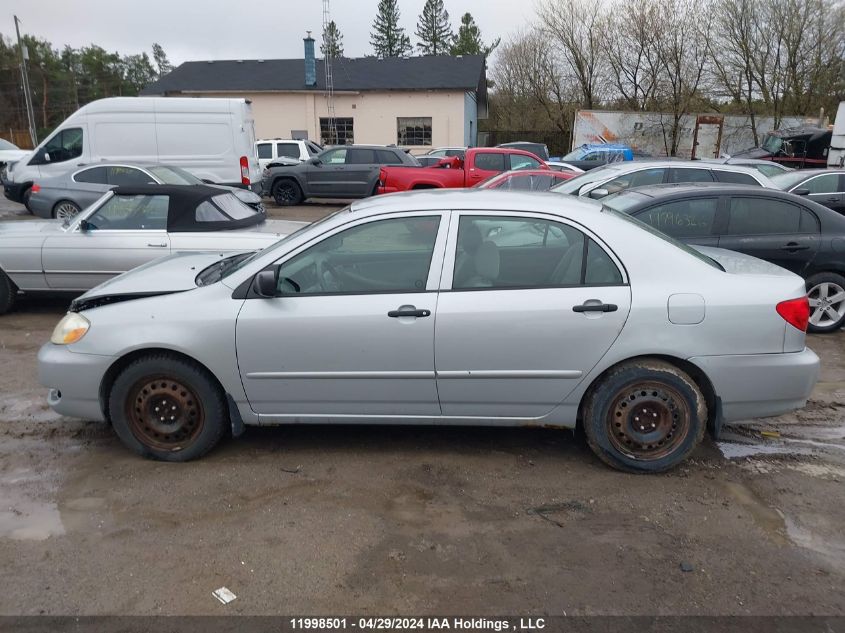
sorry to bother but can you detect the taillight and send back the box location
[240,156,250,185]
[31,183,41,193]
[776,296,810,332]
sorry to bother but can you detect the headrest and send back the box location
[459,223,483,254]
[474,241,500,281]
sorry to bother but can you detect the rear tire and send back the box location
[22,186,33,213]
[52,200,81,221]
[108,354,228,461]
[0,269,17,315]
[583,359,707,473]
[806,272,845,333]
[271,179,304,206]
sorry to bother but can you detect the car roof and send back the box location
[785,169,845,177]
[587,160,770,177]
[617,182,783,199]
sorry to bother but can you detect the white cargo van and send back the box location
[2,97,261,209]
[829,101,845,168]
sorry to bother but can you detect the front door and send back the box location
[236,213,447,418]
[801,173,845,213]
[435,213,631,419]
[717,195,819,276]
[305,147,352,197]
[42,193,171,290]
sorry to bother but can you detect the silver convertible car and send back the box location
[37,190,820,472]
[0,184,304,314]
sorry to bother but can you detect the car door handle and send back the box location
[780,242,809,252]
[827,197,840,202]
[388,307,431,318]
[147,242,168,248]
[573,302,618,313]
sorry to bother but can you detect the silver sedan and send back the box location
[38,190,819,472]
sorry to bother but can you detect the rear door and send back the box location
[435,212,631,418]
[800,173,845,213]
[717,195,819,275]
[344,147,380,196]
[42,193,171,290]
[631,197,721,247]
[256,143,273,170]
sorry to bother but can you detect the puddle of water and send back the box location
[0,467,66,541]
[721,481,789,546]
[784,516,845,569]
[717,442,813,459]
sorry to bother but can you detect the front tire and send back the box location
[0,269,17,315]
[271,179,304,206]
[108,354,228,461]
[583,359,707,473]
[806,272,845,333]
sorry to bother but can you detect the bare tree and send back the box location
[605,0,662,111]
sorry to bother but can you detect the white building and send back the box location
[141,36,488,151]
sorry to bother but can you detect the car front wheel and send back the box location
[108,354,228,461]
[271,179,304,206]
[806,273,845,333]
[583,359,707,473]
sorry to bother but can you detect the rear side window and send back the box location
[803,173,840,194]
[474,153,506,172]
[669,168,713,183]
[276,143,300,159]
[452,215,622,289]
[108,166,152,186]
[73,166,108,184]
[346,148,377,164]
[714,170,759,185]
[727,198,807,235]
[256,143,273,159]
[604,168,665,194]
[510,154,541,170]
[376,150,403,165]
[638,198,718,238]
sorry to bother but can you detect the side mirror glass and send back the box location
[589,188,610,200]
[792,188,810,196]
[308,157,322,166]
[78,219,91,232]
[253,269,278,297]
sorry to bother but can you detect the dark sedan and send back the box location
[602,183,845,333]
[771,169,845,214]
[261,145,419,206]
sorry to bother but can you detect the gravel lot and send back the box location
[1,195,844,615]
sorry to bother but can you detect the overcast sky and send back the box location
[3,0,532,65]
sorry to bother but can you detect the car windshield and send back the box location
[761,134,783,154]
[0,139,18,151]
[601,190,652,213]
[560,146,588,160]
[550,164,620,194]
[147,165,203,185]
[770,170,813,190]
[602,206,724,271]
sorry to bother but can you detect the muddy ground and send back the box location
[0,196,844,616]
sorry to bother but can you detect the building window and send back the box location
[397,117,432,146]
[320,118,354,146]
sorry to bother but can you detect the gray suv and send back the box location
[262,145,419,205]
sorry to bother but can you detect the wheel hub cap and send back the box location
[607,383,690,461]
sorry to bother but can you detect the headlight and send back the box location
[50,313,90,345]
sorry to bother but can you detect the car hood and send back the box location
[71,251,242,311]
[0,149,28,163]
[693,245,797,277]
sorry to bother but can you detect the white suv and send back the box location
[255,139,323,170]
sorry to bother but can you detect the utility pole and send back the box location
[14,15,38,147]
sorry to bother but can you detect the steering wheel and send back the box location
[314,254,340,292]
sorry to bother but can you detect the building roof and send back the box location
[141,55,487,95]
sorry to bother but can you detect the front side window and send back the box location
[275,216,440,295]
[803,173,840,194]
[637,198,718,238]
[256,143,273,160]
[276,143,300,159]
[42,127,83,164]
[108,166,153,186]
[510,154,541,171]
[397,117,432,146]
[320,117,354,146]
[321,148,348,165]
[603,168,665,194]
[727,198,806,235]
[85,194,168,230]
[474,153,507,172]
[452,215,621,289]
[73,166,108,184]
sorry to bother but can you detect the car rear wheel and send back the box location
[52,200,81,221]
[108,354,228,461]
[806,273,845,333]
[271,179,303,206]
[22,186,33,213]
[0,269,17,315]
[583,359,707,473]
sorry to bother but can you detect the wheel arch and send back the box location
[411,183,442,190]
[577,353,718,431]
[98,347,229,423]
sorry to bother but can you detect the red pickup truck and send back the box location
[377,147,548,194]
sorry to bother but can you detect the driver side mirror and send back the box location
[43,152,52,163]
[308,157,322,166]
[253,269,278,298]
[588,188,610,200]
[78,219,91,232]
[792,188,810,196]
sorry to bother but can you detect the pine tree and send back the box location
[321,21,344,58]
[370,0,413,58]
[415,0,453,56]
[450,13,500,57]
